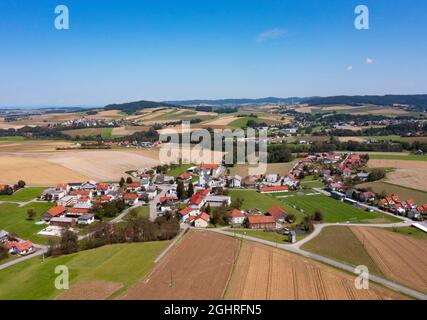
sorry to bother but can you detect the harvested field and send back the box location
[56,281,123,300]
[368,159,427,192]
[111,126,150,136]
[202,116,237,126]
[121,230,239,300]
[351,227,427,293]
[230,162,294,178]
[0,156,88,185]
[225,241,404,300]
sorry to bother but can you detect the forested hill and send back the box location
[104,100,180,114]
[304,94,427,110]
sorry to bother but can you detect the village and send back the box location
[1,151,426,261]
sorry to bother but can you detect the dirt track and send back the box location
[351,227,427,293]
[225,241,404,300]
[56,281,123,300]
[121,230,239,300]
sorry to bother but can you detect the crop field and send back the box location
[276,194,400,224]
[229,162,294,178]
[0,187,46,202]
[225,241,404,300]
[0,241,169,300]
[121,230,239,300]
[358,181,427,204]
[351,227,427,293]
[0,202,54,243]
[369,154,427,162]
[301,226,383,276]
[368,159,427,192]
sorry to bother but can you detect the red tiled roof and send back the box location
[126,183,141,188]
[266,205,286,218]
[160,196,177,203]
[247,216,276,224]
[67,207,90,214]
[178,172,192,180]
[195,212,210,222]
[56,183,68,190]
[78,196,90,202]
[47,206,66,217]
[96,184,109,190]
[100,195,112,201]
[199,164,219,170]
[123,193,138,200]
[69,190,90,196]
[228,209,245,218]
[4,240,33,252]
[178,207,194,215]
[259,186,289,193]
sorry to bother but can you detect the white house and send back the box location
[227,175,241,188]
[228,209,245,225]
[204,195,231,207]
[193,213,210,228]
[78,214,95,225]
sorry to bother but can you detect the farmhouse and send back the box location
[228,209,245,225]
[123,193,139,206]
[259,186,289,194]
[4,240,34,256]
[204,195,231,207]
[193,213,210,228]
[78,214,95,225]
[265,206,288,223]
[247,216,276,230]
[42,206,66,221]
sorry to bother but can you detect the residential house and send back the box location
[228,209,245,225]
[360,192,376,203]
[126,182,142,192]
[146,187,158,199]
[247,216,276,230]
[66,207,90,217]
[193,213,210,228]
[123,193,139,206]
[57,195,77,207]
[178,172,192,182]
[266,174,278,183]
[78,214,95,225]
[177,207,199,222]
[4,241,34,256]
[282,174,299,189]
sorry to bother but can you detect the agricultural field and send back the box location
[380,227,427,242]
[369,154,427,162]
[0,136,27,144]
[121,230,239,300]
[367,159,427,192]
[276,193,400,224]
[0,241,169,300]
[0,202,54,244]
[351,227,427,294]
[301,226,383,276]
[225,241,404,300]
[0,187,46,202]
[229,162,294,178]
[358,181,427,204]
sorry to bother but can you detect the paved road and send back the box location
[0,241,48,271]
[211,228,427,300]
[149,185,170,222]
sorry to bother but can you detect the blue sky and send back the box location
[0,0,426,107]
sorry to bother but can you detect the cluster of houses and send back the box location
[0,230,34,257]
[40,180,159,236]
[300,152,427,221]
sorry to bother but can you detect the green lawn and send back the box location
[126,206,149,220]
[229,117,263,128]
[369,154,427,162]
[101,127,113,139]
[0,202,54,243]
[277,193,401,224]
[0,187,46,202]
[229,189,306,224]
[0,136,27,144]
[0,241,169,300]
[167,163,194,178]
[301,226,383,276]
[300,175,325,188]
[358,181,427,204]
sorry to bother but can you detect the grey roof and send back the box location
[0,230,8,238]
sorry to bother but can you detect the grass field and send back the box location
[126,206,149,219]
[0,202,53,243]
[167,163,194,178]
[228,189,306,224]
[101,127,113,139]
[0,241,169,300]
[0,136,27,144]
[0,187,46,202]
[369,154,427,162]
[226,229,307,243]
[276,193,401,224]
[301,226,384,276]
[358,181,427,204]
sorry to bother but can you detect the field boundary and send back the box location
[221,236,243,299]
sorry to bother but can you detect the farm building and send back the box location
[265,206,288,223]
[228,209,246,225]
[247,216,276,230]
[259,186,289,194]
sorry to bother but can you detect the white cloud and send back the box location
[256,28,288,42]
[365,57,374,64]
[347,65,353,71]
